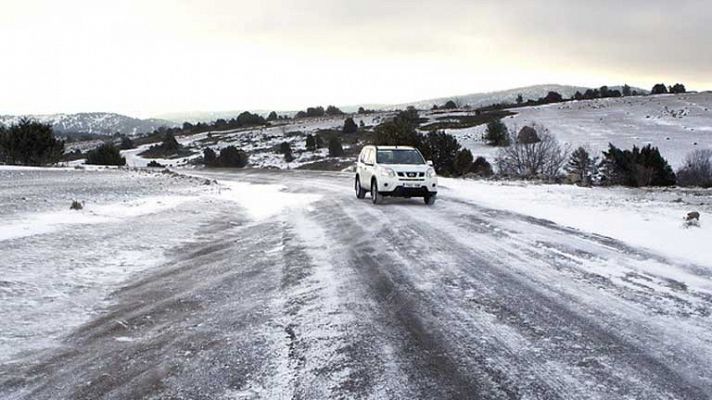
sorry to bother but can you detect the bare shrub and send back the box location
[495,126,569,180]
[677,149,712,188]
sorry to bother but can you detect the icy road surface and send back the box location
[1,169,712,399]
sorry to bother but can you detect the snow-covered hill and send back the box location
[0,113,176,136]
[392,84,647,110]
[441,92,712,167]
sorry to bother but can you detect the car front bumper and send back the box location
[377,176,437,197]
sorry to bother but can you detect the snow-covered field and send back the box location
[442,92,712,167]
[0,167,214,361]
[442,178,712,268]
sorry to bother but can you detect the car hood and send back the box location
[382,164,430,172]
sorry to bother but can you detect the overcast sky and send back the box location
[2,0,710,117]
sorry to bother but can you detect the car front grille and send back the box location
[397,172,425,178]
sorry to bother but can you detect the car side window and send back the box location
[366,149,374,165]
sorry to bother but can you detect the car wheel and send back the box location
[424,193,436,205]
[371,180,381,204]
[355,176,366,199]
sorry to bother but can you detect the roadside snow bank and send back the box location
[216,181,321,220]
[0,195,196,242]
[441,178,712,267]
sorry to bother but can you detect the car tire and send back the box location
[355,176,366,199]
[424,193,437,205]
[371,180,382,205]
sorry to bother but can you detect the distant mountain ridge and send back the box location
[390,84,649,110]
[0,84,651,134]
[0,112,176,136]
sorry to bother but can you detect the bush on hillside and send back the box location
[599,144,675,187]
[443,100,458,109]
[483,119,510,146]
[472,156,494,177]
[216,146,249,168]
[677,149,712,187]
[328,137,344,157]
[146,160,164,168]
[454,148,474,176]
[85,143,126,166]
[669,83,687,94]
[0,118,64,166]
[119,136,135,150]
[203,148,217,166]
[343,117,358,134]
[421,131,461,176]
[280,141,294,162]
[651,84,668,95]
[326,105,345,116]
[517,126,540,144]
[305,134,316,151]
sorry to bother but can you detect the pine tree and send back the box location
[622,84,632,97]
[203,147,217,166]
[566,147,597,186]
[454,149,474,176]
[328,137,344,157]
[343,117,358,134]
[305,134,316,151]
[483,120,510,146]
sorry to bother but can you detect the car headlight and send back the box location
[426,167,436,178]
[379,166,396,177]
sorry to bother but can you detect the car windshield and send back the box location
[376,149,425,165]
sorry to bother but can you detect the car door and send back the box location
[357,148,367,188]
[360,148,375,187]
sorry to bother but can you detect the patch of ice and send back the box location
[216,181,321,220]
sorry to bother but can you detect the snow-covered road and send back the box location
[1,169,711,399]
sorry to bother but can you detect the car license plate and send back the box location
[403,183,420,188]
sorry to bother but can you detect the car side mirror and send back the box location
[426,160,433,166]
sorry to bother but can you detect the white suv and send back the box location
[355,145,438,205]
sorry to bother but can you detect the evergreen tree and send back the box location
[343,117,358,134]
[305,134,316,151]
[119,136,134,150]
[315,134,325,149]
[670,83,686,94]
[217,146,249,168]
[600,144,675,187]
[483,119,510,146]
[516,94,524,104]
[454,148,474,176]
[472,156,493,177]
[328,137,344,157]
[279,141,294,162]
[325,105,344,116]
[542,91,563,103]
[0,118,64,166]
[443,100,458,109]
[566,147,597,186]
[622,84,632,97]
[203,147,217,166]
[421,131,461,176]
[651,83,668,95]
[267,111,278,121]
[85,143,126,166]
